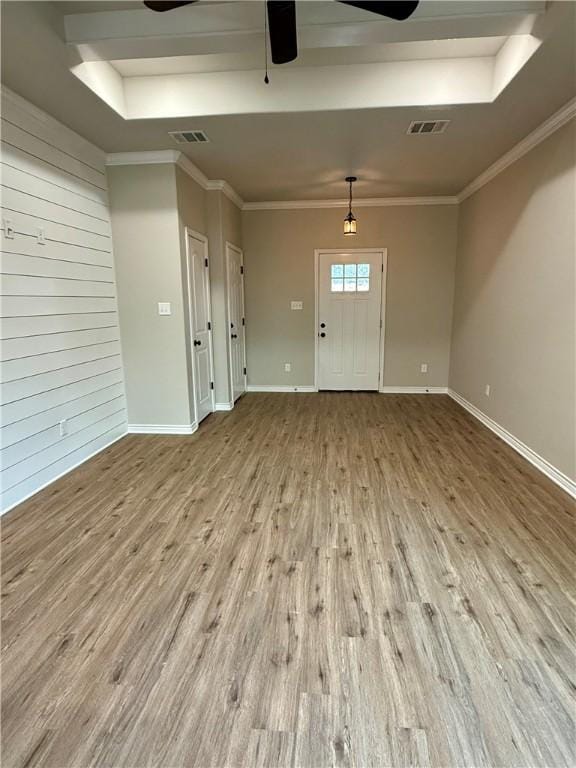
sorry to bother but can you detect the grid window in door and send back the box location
[331,263,370,292]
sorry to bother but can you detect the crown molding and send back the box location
[458,96,576,202]
[105,150,244,209]
[206,179,245,210]
[242,196,458,211]
[176,152,210,189]
[106,150,181,166]
[105,96,576,213]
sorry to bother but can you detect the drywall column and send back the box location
[108,163,194,431]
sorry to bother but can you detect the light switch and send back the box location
[158,302,172,316]
[291,301,303,310]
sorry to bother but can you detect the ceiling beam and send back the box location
[64,2,545,62]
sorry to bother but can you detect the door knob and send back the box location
[194,339,201,346]
[320,323,326,328]
[320,332,326,338]
[231,333,238,339]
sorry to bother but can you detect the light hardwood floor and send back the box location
[1,393,575,768]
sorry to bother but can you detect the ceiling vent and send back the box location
[169,130,210,144]
[407,120,450,135]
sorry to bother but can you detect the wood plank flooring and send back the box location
[1,393,575,768]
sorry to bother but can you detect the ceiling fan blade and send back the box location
[267,1,298,65]
[143,1,198,11]
[337,1,419,21]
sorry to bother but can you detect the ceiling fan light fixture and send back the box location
[344,176,358,236]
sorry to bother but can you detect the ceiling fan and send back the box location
[142,1,420,65]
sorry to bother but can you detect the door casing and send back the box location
[314,247,388,392]
[185,228,216,424]
[225,241,247,403]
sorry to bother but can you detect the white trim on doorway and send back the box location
[214,401,234,411]
[185,228,216,422]
[314,248,388,392]
[225,241,247,404]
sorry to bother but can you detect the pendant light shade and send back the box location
[344,176,357,236]
[344,211,357,235]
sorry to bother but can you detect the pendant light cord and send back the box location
[349,178,353,215]
[264,1,269,84]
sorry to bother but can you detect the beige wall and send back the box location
[108,163,193,426]
[242,205,458,387]
[450,120,576,480]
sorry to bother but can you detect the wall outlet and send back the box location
[37,227,46,245]
[485,384,491,397]
[59,419,68,437]
[284,363,291,372]
[420,363,428,373]
[158,302,171,316]
[290,301,303,310]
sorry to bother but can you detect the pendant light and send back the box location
[344,176,357,236]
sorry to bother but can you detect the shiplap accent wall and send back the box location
[0,88,127,513]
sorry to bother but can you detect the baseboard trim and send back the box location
[128,423,198,435]
[1,430,128,516]
[448,389,576,499]
[214,402,234,411]
[246,385,318,393]
[380,386,449,394]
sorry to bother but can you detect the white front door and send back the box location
[226,243,246,402]
[187,232,214,424]
[317,251,383,390]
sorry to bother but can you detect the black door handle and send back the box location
[231,333,238,339]
[320,332,326,338]
[320,323,326,328]
[194,339,201,346]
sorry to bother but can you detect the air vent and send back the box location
[169,130,210,144]
[407,120,450,135]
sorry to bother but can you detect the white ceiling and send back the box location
[1,1,575,201]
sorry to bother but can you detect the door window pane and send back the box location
[344,263,357,278]
[330,261,371,292]
[331,264,344,278]
[357,263,370,278]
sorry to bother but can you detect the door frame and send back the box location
[314,247,388,392]
[185,227,216,422]
[225,241,247,403]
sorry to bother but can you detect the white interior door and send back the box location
[317,251,383,390]
[187,232,214,424]
[226,243,246,402]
